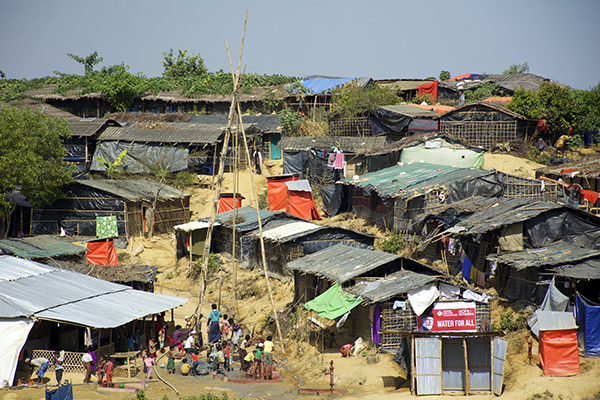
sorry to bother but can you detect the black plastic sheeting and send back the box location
[282,150,307,178]
[320,184,343,216]
[441,107,516,123]
[364,153,399,173]
[525,209,600,249]
[31,183,126,237]
[175,229,188,260]
[91,141,189,173]
[447,172,504,202]
[392,336,411,372]
[63,138,88,160]
[373,107,412,133]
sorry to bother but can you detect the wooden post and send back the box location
[439,335,443,395]
[463,335,470,396]
[411,335,416,395]
[490,336,494,394]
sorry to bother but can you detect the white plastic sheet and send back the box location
[0,318,33,387]
[407,283,440,316]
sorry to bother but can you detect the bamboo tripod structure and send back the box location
[195,11,285,353]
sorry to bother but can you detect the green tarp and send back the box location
[304,283,362,320]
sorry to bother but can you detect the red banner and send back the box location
[417,302,476,332]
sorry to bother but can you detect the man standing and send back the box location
[82,350,94,383]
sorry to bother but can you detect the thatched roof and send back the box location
[1,98,80,121]
[50,260,158,283]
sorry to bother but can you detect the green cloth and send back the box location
[304,283,362,320]
[96,216,118,238]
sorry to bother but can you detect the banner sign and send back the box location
[417,302,477,332]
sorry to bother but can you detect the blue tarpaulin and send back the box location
[46,383,73,400]
[576,294,600,356]
[290,77,372,95]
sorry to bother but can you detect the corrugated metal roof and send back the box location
[379,105,441,119]
[341,163,491,200]
[347,269,436,303]
[453,198,563,234]
[67,121,106,137]
[0,236,89,259]
[261,221,322,241]
[487,242,600,270]
[187,114,282,132]
[76,179,191,201]
[537,311,577,332]
[97,122,259,145]
[278,136,386,152]
[285,244,401,283]
[286,180,312,192]
[0,256,187,328]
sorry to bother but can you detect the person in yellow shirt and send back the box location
[180,358,191,375]
[263,336,274,380]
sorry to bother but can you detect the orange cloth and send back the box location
[417,81,438,101]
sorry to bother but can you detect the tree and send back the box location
[331,82,401,118]
[503,62,530,75]
[0,107,74,238]
[508,88,542,119]
[97,64,149,112]
[538,83,575,134]
[67,51,104,75]
[439,71,451,81]
[162,49,207,79]
[573,82,600,132]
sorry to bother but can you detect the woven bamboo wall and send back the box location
[379,301,417,352]
[503,174,557,202]
[32,350,85,373]
[125,197,189,238]
[329,117,371,137]
[441,119,518,150]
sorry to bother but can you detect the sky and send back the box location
[1,0,599,91]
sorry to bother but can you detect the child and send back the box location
[144,351,154,379]
[239,335,250,372]
[215,344,226,375]
[149,338,158,360]
[166,345,175,374]
[253,343,264,380]
[231,318,242,347]
[223,341,232,372]
[97,356,106,386]
[221,314,231,339]
[158,323,166,351]
[263,335,274,380]
[53,350,64,386]
[105,357,113,388]
[526,336,533,365]
[180,358,191,376]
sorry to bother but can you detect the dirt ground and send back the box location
[7,153,600,400]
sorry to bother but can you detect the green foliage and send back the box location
[279,109,305,136]
[67,51,103,75]
[380,232,406,254]
[162,49,207,79]
[96,149,127,179]
[0,107,74,237]
[97,64,149,112]
[173,171,197,188]
[464,82,501,103]
[491,310,527,332]
[331,83,400,118]
[439,70,451,81]
[412,93,434,105]
[503,62,530,75]
[538,83,575,134]
[573,82,600,132]
[192,253,220,278]
[258,186,269,210]
[263,93,281,112]
[528,390,556,400]
[526,146,553,165]
[508,88,542,119]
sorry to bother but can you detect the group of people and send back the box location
[240,335,275,380]
[24,351,63,385]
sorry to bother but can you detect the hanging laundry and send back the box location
[448,238,456,255]
[462,255,472,283]
[470,265,478,285]
[327,153,336,168]
[333,152,344,170]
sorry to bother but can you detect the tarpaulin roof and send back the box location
[291,76,372,95]
[378,104,441,119]
[486,242,600,270]
[0,256,187,328]
[437,101,529,121]
[448,74,483,81]
[174,221,219,232]
[347,269,436,303]
[286,180,312,192]
[75,179,191,201]
[285,244,401,284]
[553,259,600,279]
[304,283,362,320]
[407,104,455,113]
[340,163,491,201]
[451,198,564,235]
[278,136,386,152]
[211,206,301,233]
[260,221,321,241]
[187,114,282,132]
[0,236,89,259]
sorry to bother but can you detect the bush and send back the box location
[173,171,196,188]
[380,232,406,254]
[258,186,268,210]
[492,309,527,332]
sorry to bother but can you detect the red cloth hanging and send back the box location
[417,81,438,101]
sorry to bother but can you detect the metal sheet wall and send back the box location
[442,338,465,392]
[467,336,491,391]
[415,337,442,395]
